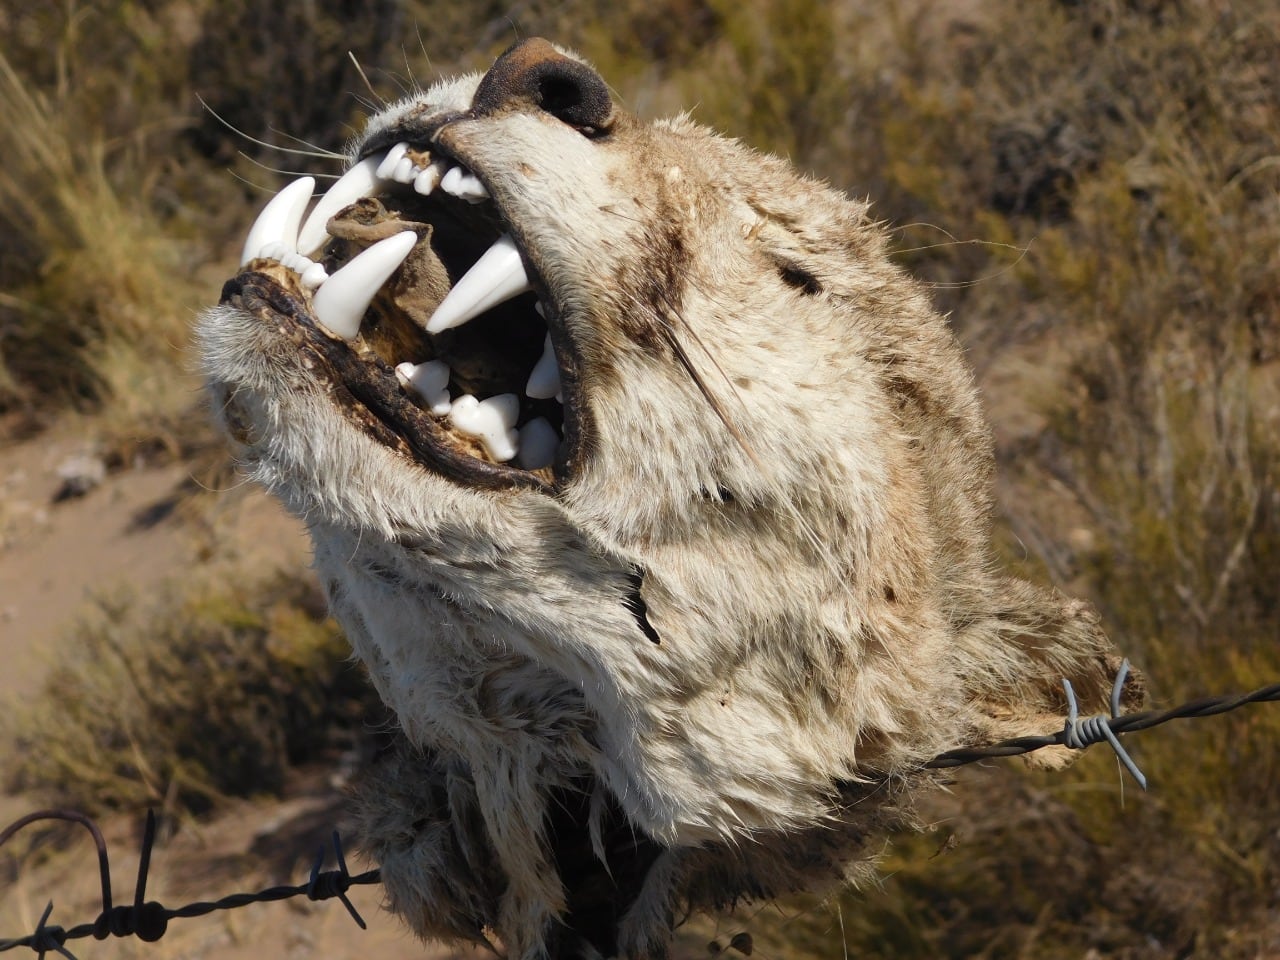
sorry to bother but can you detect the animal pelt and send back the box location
[199,38,1140,960]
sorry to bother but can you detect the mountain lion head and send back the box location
[200,38,1137,960]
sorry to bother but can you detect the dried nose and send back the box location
[471,38,615,134]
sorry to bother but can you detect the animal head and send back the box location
[200,38,1131,959]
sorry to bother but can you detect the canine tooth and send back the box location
[427,234,532,333]
[312,230,417,340]
[448,394,519,462]
[517,417,559,470]
[526,334,561,399]
[296,155,384,256]
[441,165,489,202]
[414,160,446,196]
[375,142,409,179]
[240,176,314,266]
[395,360,452,414]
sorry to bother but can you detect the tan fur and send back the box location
[199,40,1135,960]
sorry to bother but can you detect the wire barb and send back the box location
[1062,659,1147,789]
[307,832,367,929]
[0,812,380,956]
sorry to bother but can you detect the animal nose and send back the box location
[471,38,615,134]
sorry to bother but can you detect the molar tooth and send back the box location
[517,417,559,470]
[240,176,314,266]
[440,165,489,202]
[525,333,561,399]
[427,234,532,333]
[311,230,417,340]
[448,394,519,462]
[395,360,452,414]
[375,142,409,179]
[296,155,384,257]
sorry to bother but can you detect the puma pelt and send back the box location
[199,38,1138,960]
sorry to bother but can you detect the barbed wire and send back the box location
[0,809,379,958]
[1,669,1278,958]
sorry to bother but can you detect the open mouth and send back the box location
[223,138,574,491]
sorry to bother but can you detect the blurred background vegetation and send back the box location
[0,0,1276,956]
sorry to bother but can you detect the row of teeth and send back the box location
[237,145,563,469]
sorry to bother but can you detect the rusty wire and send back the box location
[1,674,1278,957]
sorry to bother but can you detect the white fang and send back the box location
[525,333,561,400]
[517,418,559,470]
[396,359,452,415]
[449,394,519,462]
[312,231,417,340]
[240,176,314,266]
[297,156,384,257]
[427,234,532,333]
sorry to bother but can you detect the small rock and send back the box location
[53,453,107,502]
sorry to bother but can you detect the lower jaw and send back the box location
[221,269,555,494]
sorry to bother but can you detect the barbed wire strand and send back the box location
[1,667,1278,957]
[0,809,379,958]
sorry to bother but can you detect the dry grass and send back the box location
[0,22,200,433]
[2,571,377,818]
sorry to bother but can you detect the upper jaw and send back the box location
[220,115,587,493]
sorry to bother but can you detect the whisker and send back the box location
[401,46,422,95]
[348,51,387,109]
[894,237,1028,256]
[195,94,345,160]
[923,238,1035,289]
[414,23,435,80]
[236,151,340,181]
[263,125,346,160]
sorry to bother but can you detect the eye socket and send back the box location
[778,262,822,295]
[624,568,661,645]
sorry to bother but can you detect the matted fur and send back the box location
[199,39,1135,960]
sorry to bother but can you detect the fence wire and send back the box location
[1,672,1278,958]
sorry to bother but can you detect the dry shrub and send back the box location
[3,573,377,817]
